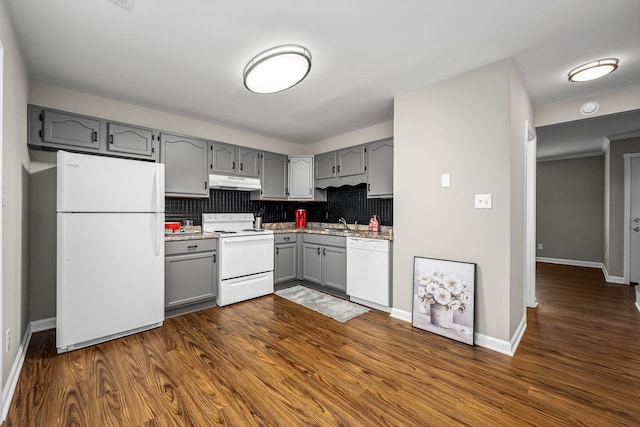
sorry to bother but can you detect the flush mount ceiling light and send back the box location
[568,58,618,82]
[243,44,311,94]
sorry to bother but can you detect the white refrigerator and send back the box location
[56,151,165,353]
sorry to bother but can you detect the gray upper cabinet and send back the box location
[289,155,315,200]
[39,109,101,151]
[337,145,366,177]
[315,152,337,180]
[107,122,156,159]
[210,142,259,178]
[210,141,236,175]
[254,151,288,200]
[367,138,393,198]
[161,133,209,198]
[238,147,260,178]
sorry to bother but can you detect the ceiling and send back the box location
[6,0,640,149]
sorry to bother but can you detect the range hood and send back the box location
[209,174,261,191]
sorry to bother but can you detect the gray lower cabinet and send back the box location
[274,233,297,283]
[161,132,209,198]
[165,239,217,313]
[367,138,393,198]
[302,234,346,291]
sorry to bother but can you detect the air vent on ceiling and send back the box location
[107,0,135,11]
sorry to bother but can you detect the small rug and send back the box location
[275,285,369,323]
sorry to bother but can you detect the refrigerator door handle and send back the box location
[154,213,161,257]
[154,169,162,213]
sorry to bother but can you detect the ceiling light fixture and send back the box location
[243,45,311,94]
[568,58,618,82]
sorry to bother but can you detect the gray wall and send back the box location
[394,58,532,343]
[605,137,640,277]
[536,155,604,263]
[1,0,31,387]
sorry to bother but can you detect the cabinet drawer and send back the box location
[302,234,346,248]
[275,233,297,244]
[166,239,216,255]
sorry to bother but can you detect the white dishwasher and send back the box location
[346,237,391,312]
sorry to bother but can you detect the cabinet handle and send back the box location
[232,161,236,170]
[332,166,335,173]
[109,135,114,144]
[92,131,98,142]
[338,165,341,173]
[188,245,198,250]
[276,247,279,255]
[240,163,244,171]
[323,248,327,256]
[204,181,208,190]
[283,237,290,241]
[317,247,321,255]
[368,183,371,191]
[213,254,216,263]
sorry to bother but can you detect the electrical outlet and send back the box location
[474,194,492,209]
[5,329,10,352]
[537,243,543,250]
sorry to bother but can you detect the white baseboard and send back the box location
[537,257,628,285]
[31,317,56,333]
[536,257,603,269]
[389,308,524,356]
[602,265,627,285]
[390,308,412,323]
[1,323,33,423]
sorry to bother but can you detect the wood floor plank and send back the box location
[4,262,640,426]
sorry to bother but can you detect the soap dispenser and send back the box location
[369,215,380,232]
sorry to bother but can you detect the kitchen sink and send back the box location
[324,227,354,233]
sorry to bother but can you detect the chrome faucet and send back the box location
[339,217,348,229]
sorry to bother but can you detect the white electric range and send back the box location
[202,213,274,306]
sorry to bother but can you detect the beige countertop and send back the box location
[165,222,393,242]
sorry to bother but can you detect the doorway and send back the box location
[623,154,640,283]
[525,121,537,307]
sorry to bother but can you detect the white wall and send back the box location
[0,0,30,387]
[394,59,531,343]
[306,121,393,154]
[29,81,301,156]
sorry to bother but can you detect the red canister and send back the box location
[295,209,307,228]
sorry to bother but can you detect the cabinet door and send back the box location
[275,243,297,283]
[367,138,394,198]
[211,141,237,175]
[322,246,346,291]
[315,152,336,180]
[165,252,216,308]
[238,147,260,178]
[289,155,314,200]
[160,133,209,197]
[302,243,322,284]
[261,151,288,199]
[107,122,156,159]
[41,110,101,150]
[337,145,366,177]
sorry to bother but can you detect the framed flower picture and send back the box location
[412,256,476,345]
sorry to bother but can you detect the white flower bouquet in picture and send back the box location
[412,257,476,345]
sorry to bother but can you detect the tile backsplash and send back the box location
[166,183,393,225]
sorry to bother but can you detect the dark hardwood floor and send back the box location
[4,263,640,426]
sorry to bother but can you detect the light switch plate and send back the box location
[441,173,451,188]
[475,193,492,209]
